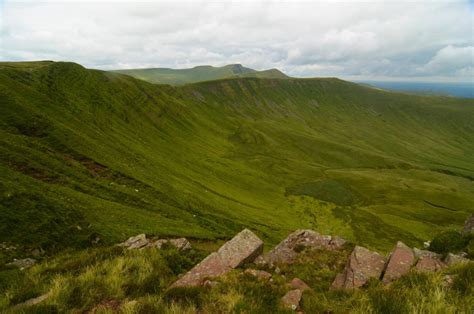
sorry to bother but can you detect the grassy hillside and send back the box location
[1,61,474,263]
[112,64,288,85]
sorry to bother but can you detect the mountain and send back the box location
[111,63,289,85]
[1,61,474,258]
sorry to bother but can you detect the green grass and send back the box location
[0,60,473,262]
[112,63,288,85]
[1,244,472,312]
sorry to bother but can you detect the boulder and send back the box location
[382,241,415,284]
[171,252,231,287]
[217,229,264,268]
[119,234,149,250]
[331,246,386,289]
[171,229,263,287]
[244,269,272,280]
[444,253,470,266]
[281,289,302,311]
[256,230,346,265]
[289,278,311,291]
[413,248,440,259]
[415,255,445,272]
[8,258,37,270]
[462,214,474,235]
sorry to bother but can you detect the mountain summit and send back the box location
[112,63,288,85]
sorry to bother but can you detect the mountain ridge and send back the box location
[1,61,473,260]
[111,63,289,85]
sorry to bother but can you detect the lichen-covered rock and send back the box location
[331,246,386,289]
[150,238,192,251]
[171,252,231,287]
[171,229,263,287]
[444,253,470,266]
[281,289,302,311]
[119,234,149,250]
[256,229,346,265]
[217,229,263,268]
[382,241,415,284]
[415,255,446,272]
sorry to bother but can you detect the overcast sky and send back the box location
[1,0,473,82]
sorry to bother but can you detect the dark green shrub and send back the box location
[429,231,468,255]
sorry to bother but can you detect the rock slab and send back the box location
[382,241,415,284]
[172,229,263,287]
[331,246,386,289]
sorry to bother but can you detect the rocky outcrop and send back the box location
[171,229,263,287]
[281,289,302,311]
[382,242,415,284]
[331,246,386,289]
[462,214,474,235]
[119,234,149,250]
[256,230,346,266]
[119,234,192,251]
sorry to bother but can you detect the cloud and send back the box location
[0,0,473,81]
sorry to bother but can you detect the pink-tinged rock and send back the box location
[171,253,231,288]
[331,246,386,289]
[217,229,264,268]
[171,229,263,287]
[289,278,311,291]
[281,289,302,311]
[382,242,415,284]
[244,269,272,280]
[256,230,346,265]
[415,255,446,272]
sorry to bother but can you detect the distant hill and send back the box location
[112,63,289,85]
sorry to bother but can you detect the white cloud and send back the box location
[0,0,473,81]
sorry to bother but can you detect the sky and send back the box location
[0,0,473,82]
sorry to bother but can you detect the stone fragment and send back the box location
[281,289,302,311]
[415,255,445,272]
[150,238,192,251]
[444,253,470,266]
[10,292,51,311]
[256,230,346,265]
[289,278,311,291]
[119,234,149,250]
[382,241,415,284]
[244,269,272,280]
[331,246,386,289]
[171,253,231,287]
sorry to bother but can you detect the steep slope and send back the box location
[112,64,288,85]
[1,61,473,260]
